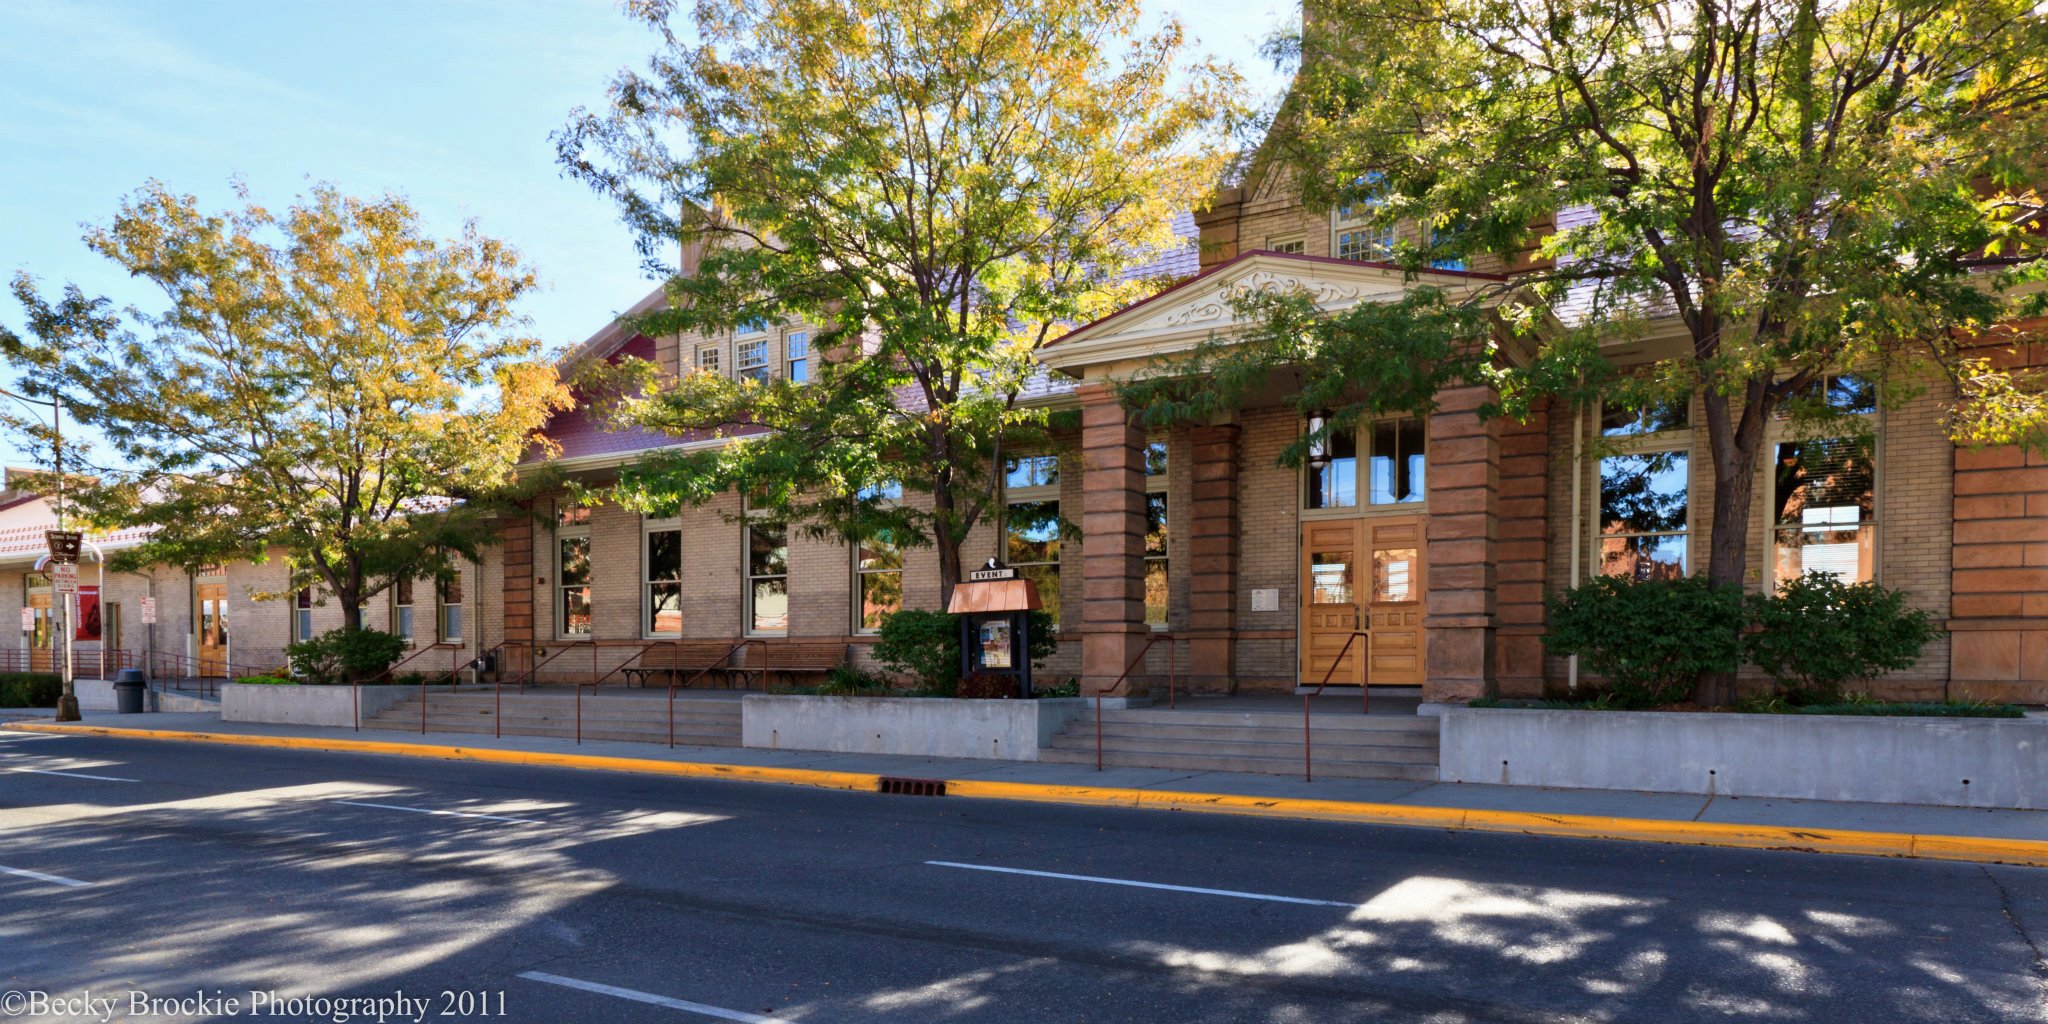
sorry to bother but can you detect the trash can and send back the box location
[114,668,148,714]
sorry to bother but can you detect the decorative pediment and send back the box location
[1042,251,1498,377]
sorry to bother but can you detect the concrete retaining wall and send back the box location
[73,680,213,713]
[222,683,419,728]
[742,695,1099,761]
[1440,707,2048,809]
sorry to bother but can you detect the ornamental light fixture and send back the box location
[1307,409,1331,470]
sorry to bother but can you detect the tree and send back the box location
[556,0,1238,604]
[2,181,571,658]
[1122,0,2048,702]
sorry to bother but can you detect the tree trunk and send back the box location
[1697,387,1770,705]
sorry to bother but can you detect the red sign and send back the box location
[74,585,100,642]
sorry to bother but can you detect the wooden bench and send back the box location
[733,642,848,690]
[620,642,747,689]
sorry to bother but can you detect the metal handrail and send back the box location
[1303,630,1370,782]
[502,642,585,693]
[667,640,754,748]
[1094,633,1180,771]
[574,681,601,744]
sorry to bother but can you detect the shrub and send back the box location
[817,664,896,696]
[0,673,62,708]
[871,608,1058,695]
[1745,572,1938,704]
[286,628,407,685]
[1544,575,1745,707]
[234,675,295,686]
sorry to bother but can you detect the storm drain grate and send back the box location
[878,776,947,797]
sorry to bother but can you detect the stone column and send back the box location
[1424,384,1502,703]
[1185,423,1241,690]
[1493,402,1550,697]
[1077,381,1151,696]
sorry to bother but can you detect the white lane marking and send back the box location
[517,971,802,1024]
[332,800,549,826]
[924,860,1361,908]
[0,864,91,888]
[2,767,138,782]
[0,733,66,741]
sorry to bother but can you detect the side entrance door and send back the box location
[1300,519,1365,685]
[196,582,228,676]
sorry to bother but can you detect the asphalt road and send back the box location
[1,731,2044,1024]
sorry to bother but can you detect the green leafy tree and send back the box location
[1125,0,2048,701]
[557,0,1239,603]
[2,182,571,659]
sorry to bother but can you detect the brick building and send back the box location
[4,168,2042,708]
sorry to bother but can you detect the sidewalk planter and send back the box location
[222,682,422,728]
[1440,706,2048,809]
[742,694,1112,761]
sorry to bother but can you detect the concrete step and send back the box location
[1047,734,1440,764]
[1096,708,1435,731]
[361,720,740,745]
[1084,721,1439,748]
[1036,745,1438,781]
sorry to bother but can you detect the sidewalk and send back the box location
[7,709,2046,865]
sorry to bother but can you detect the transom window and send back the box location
[645,522,683,636]
[785,331,810,383]
[1267,237,1306,254]
[1305,419,1426,510]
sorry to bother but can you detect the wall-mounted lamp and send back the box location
[1306,409,1332,471]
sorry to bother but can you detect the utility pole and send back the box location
[2,386,77,721]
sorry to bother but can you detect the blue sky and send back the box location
[0,0,1294,464]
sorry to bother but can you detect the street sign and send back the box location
[140,596,157,624]
[44,530,82,563]
[968,557,1018,582]
[51,561,78,594]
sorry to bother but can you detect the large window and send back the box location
[1306,420,1425,509]
[855,529,902,633]
[437,576,464,643]
[392,578,414,646]
[293,588,314,642]
[747,521,789,634]
[1332,184,1395,262]
[696,344,721,376]
[737,336,770,382]
[1144,442,1168,627]
[1596,397,1691,580]
[785,331,810,383]
[557,505,592,637]
[1771,374,1878,584]
[645,522,683,636]
[1004,454,1062,622]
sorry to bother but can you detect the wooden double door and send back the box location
[1300,516,1425,686]
[27,592,53,673]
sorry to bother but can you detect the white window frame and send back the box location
[736,333,771,382]
[555,504,593,640]
[1331,196,1396,262]
[1266,236,1306,255]
[391,578,415,647]
[744,508,789,637]
[696,344,722,377]
[437,575,464,644]
[1767,375,1880,586]
[1589,399,1694,580]
[785,330,810,383]
[293,587,315,643]
[643,517,684,638]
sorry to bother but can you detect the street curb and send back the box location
[12,721,2048,868]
